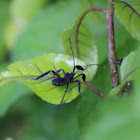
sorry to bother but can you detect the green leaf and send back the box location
[0,53,90,105]
[120,51,139,81]
[109,68,137,97]
[79,0,105,24]
[109,50,139,97]
[62,12,98,81]
[115,1,140,41]
[79,0,95,10]
[109,49,140,97]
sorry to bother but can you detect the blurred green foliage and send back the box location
[0,0,140,140]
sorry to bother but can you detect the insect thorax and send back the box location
[52,73,74,86]
[64,73,74,80]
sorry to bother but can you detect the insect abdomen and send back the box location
[52,78,67,86]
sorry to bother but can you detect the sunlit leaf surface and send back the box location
[0,53,92,104]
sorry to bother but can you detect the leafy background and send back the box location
[0,0,140,140]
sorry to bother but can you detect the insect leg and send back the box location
[56,69,65,76]
[35,70,56,80]
[74,74,86,82]
[57,82,69,111]
[116,58,123,65]
[72,80,82,95]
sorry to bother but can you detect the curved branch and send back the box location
[75,7,106,57]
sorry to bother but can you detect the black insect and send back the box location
[35,38,103,110]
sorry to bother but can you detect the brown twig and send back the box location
[106,0,120,88]
[81,82,108,99]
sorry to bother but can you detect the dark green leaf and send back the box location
[79,0,105,24]
[62,12,98,81]
[115,1,140,40]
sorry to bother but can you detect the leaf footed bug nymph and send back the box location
[35,38,103,110]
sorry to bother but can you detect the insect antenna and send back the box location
[69,38,76,73]
[83,64,105,69]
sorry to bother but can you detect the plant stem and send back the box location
[106,0,119,88]
[76,3,120,89]
[81,82,108,99]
